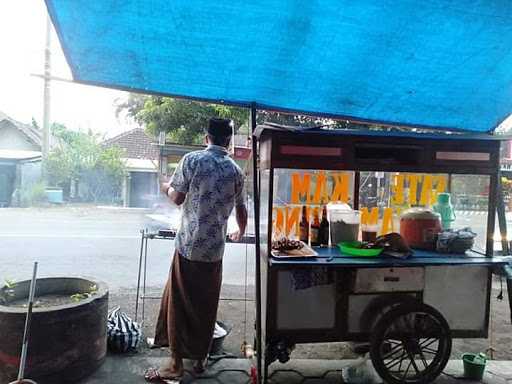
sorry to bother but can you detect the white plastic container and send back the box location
[327,203,360,245]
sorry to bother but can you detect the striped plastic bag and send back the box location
[107,307,142,353]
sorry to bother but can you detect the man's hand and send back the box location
[159,175,170,195]
[159,175,186,206]
[229,204,248,242]
[229,230,244,242]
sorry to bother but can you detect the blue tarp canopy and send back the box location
[45,1,512,133]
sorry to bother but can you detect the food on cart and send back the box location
[361,224,379,242]
[272,237,304,252]
[436,228,476,254]
[271,237,317,257]
[327,203,360,244]
[400,208,441,250]
[375,232,412,258]
[330,219,360,243]
[338,241,383,257]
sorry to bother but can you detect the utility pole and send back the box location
[42,16,52,160]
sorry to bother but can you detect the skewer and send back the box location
[10,262,39,384]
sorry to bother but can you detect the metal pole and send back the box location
[353,171,360,210]
[486,171,499,256]
[42,16,52,161]
[135,230,145,322]
[250,104,263,384]
[18,262,38,381]
[496,177,509,254]
[142,229,149,324]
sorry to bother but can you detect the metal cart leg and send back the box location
[497,177,509,254]
[135,229,145,322]
[486,172,499,256]
[142,229,149,325]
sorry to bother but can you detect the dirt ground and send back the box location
[110,279,511,362]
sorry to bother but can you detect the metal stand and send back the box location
[134,229,256,324]
[134,229,174,323]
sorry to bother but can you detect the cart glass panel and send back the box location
[270,169,490,251]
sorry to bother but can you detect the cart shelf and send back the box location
[269,247,511,267]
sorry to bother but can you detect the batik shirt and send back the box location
[170,145,245,262]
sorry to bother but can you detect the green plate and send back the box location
[338,241,383,257]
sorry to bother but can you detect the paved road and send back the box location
[0,206,255,292]
[0,206,506,292]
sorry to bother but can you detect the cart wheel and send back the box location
[370,302,451,384]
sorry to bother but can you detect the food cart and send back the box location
[252,123,512,384]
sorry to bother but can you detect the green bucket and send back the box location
[462,353,486,380]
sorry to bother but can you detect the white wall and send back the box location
[0,122,39,151]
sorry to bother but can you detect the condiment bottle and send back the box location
[299,205,309,244]
[319,205,329,247]
[310,208,321,246]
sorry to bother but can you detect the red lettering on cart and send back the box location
[280,145,342,156]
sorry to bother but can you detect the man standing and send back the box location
[145,118,248,382]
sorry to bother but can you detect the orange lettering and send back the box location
[330,173,350,203]
[312,171,330,204]
[286,206,300,237]
[407,174,420,205]
[291,172,311,204]
[361,207,379,225]
[391,174,405,205]
[419,175,433,206]
[381,207,394,235]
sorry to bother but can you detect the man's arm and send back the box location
[160,181,186,206]
[160,154,190,206]
[229,203,248,242]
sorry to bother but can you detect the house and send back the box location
[159,133,252,173]
[103,128,159,208]
[0,111,42,207]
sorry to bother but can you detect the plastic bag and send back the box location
[107,307,142,353]
[342,354,380,384]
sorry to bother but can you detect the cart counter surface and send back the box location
[270,248,511,267]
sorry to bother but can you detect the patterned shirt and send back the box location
[170,145,245,262]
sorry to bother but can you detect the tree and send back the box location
[116,94,340,145]
[116,94,249,144]
[45,123,126,203]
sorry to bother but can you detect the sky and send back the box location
[0,1,135,137]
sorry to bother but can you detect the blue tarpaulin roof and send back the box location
[45,1,512,133]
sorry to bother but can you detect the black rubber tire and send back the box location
[370,302,452,384]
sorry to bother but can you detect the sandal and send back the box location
[144,367,182,383]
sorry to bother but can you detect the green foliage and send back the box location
[117,95,249,144]
[20,181,47,207]
[70,284,98,302]
[45,123,126,203]
[1,279,17,305]
[116,94,349,144]
[31,117,40,130]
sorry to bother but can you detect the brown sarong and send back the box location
[154,251,222,360]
